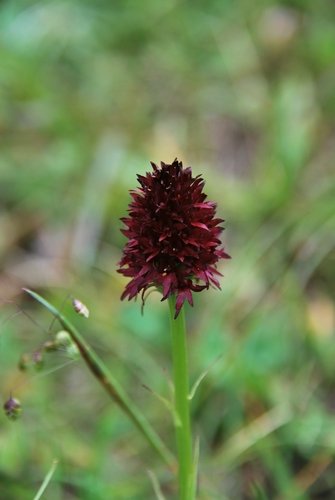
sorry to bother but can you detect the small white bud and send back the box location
[72,299,89,318]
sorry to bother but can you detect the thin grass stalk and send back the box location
[33,459,58,500]
[24,289,176,470]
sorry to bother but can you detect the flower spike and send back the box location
[118,159,230,317]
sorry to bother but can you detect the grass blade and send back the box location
[33,459,58,500]
[23,288,176,470]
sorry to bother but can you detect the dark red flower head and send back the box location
[118,159,230,318]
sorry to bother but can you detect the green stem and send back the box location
[168,296,193,499]
[24,289,176,471]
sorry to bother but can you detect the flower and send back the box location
[118,159,230,318]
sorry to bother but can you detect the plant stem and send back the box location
[24,289,176,471]
[168,296,193,499]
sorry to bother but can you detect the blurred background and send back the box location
[1,0,335,498]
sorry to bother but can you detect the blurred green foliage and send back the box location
[0,0,335,498]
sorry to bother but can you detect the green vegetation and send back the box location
[0,0,334,498]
